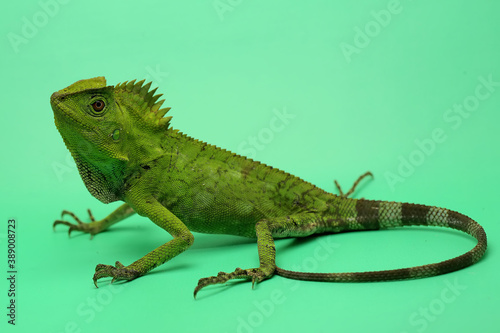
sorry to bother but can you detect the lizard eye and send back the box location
[91,100,105,112]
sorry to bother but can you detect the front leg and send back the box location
[53,203,135,238]
[93,190,194,286]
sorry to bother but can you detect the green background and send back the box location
[2,0,499,332]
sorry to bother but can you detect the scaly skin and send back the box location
[50,77,487,297]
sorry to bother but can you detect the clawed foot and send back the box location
[93,261,141,287]
[53,209,101,238]
[194,267,273,298]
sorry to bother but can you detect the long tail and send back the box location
[275,199,487,282]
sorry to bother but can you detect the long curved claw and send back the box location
[53,220,80,237]
[53,209,100,239]
[194,267,268,299]
[61,210,85,224]
[93,261,140,288]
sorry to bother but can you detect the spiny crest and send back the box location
[114,79,172,128]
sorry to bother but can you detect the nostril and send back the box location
[50,92,65,104]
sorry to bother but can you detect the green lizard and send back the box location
[51,77,487,297]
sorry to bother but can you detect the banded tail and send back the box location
[275,200,487,282]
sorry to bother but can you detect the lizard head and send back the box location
[50,77,172,203]
[50,77,125,160]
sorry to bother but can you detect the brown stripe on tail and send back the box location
[275,199,487,282]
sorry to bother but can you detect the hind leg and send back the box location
[193,212,339,297]
[334,171,373,198]
[194,218,276,297]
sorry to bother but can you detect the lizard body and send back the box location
[50,77,487,297]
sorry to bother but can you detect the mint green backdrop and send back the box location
[1,1,499,332]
